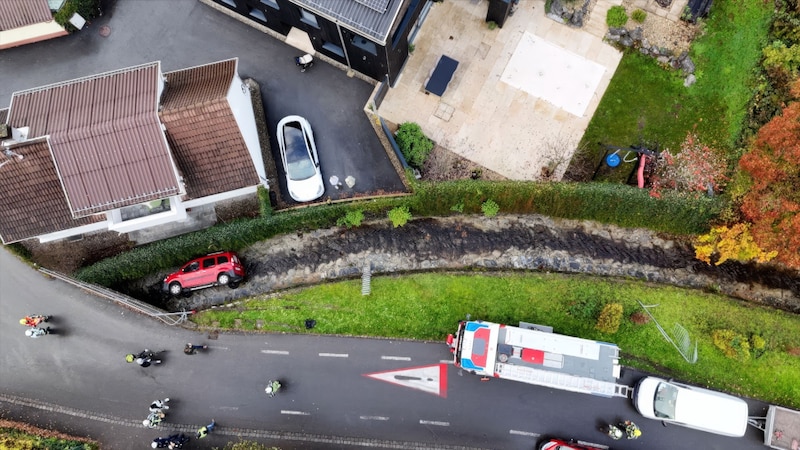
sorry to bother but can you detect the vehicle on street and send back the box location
[538,438,608,450]
[633,376,749,437]
[448,319,624,397]
[162,251,245,296]
[277,115,324,202]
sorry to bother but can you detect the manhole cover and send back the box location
[99,25,111,37]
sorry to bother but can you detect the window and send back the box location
[220,0,236,7]
[351,36,377,56]
[249,8,266,22]
[202,257,216,269]
[260,0,279,9]
[300,8,318,28]
[217,255,229,264]
[322,41,344,58]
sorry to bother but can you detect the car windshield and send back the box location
[653,382,678,419]
[283,123,316,181]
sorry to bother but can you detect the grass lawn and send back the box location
[578,0,773,182]
[195,272,800,409]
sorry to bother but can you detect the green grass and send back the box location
[578,0,773,181]
[195,272,800,409]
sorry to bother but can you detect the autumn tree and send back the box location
[649,133,728,198]
[737,80,800,268]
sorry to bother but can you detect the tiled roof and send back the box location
[294,0,405,44]
[7,62,182,218]
[0,138,100,244]
[160,59,259,199]
[0,0,53,31]
[0,108,7,124]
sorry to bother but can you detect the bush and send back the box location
[631,9,647,23]
[595,303,624,334]
[337,209,365,228]
[395,122,434,169]
[53,0,102,32]
[606,6,628,28]
[481,199,500,217]
[712,329,751,360]
[388,206,412,228]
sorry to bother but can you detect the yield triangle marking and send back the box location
[364,364,447,398]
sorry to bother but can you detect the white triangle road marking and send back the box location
[363,364,447,398]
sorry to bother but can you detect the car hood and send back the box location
[633,377,658,417]
[287,173,324,203]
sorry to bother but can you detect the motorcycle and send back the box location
[126,349,162,367]
[143,410,165,428]
[152,433,189,449]
[603,423,624,440]
[295,54,314,72]
[24,327,51,338]
[603,421,641,440]
[149,398,170,412]
[265,379,282,397]
[20,315,50,327]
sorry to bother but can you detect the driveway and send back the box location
[0,0,406,206]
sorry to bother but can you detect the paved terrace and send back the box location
[377,0,624,180]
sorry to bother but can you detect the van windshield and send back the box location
[653,382,678,419]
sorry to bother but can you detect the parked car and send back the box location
[162,251,245,296]
[277,115,324,202]
[633,376,749,437]
[538,438,606,450]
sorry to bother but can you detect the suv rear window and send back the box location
[202,257,216,269]
[217,255,229,264]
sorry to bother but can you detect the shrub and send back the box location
[395,122,434,169]
[694,223,777,265]
[487,21,498,30]
[450,202,465,213]
[629,311,651,325]
[711,329,751,360]
[481,199,500,217]
[595,303,624,334]
[606,6,628,28]
[750,334,766,358]
[631,9,647,23]
[336,209,364,228]
[54,0,102,32]
[649,133,729,198]
[387,206,412,228]
[568,298,604,320]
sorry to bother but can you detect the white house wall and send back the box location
[182,185,258,208]
[226,70,268,187]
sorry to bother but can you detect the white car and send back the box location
[277,115,324,202]
[633,376,749,437]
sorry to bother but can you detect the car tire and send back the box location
[228,281,240,289]
[169,282,183,296]
[218,273,231,286]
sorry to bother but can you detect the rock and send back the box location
[607,27,625,37]
[630,27,644,41]
[605,33,621,42]
[657,56,670,64]
[570,10,584,27]
[684,74,696,87]
[547,12,565,23]
[550,0,564,16]
[681,56,695,74]
[620,36,634,47]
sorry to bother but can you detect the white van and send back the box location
[633,376,749,437]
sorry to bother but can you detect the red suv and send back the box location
[162,251,245,296]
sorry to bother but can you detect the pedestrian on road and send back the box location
[196,419,215,439]
[25,327,51,338]
[151,436,170,448]
[184,343,207,355]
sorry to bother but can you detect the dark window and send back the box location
[260,0,279,9]
[300,9,319,28]
[202,258,216,269]
[392,0,420,48]
[322,41,345,58]
[220,0,236,7]
[352,35,377,55]
[217,255,229,264]
[249,8,267,21]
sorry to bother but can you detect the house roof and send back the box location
[0,138,101,244]
[7,62,182,218]
[0,108,7,125]
[160,58,260,199]
[0,0,53,31]
[295,0,405,44]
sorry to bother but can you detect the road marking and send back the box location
[218,406,239,411]
[360,415,390,421]
[319,352,348,358]
[208,346,228,350]
[509,430,540,437]
[439,359,453,364]
[281,410,310,416]
[576,441,609,449]
[261,350,290,355]
[420,420,449,427]
[364,364,448,398]
[381,356,411,361]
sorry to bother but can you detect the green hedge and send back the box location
[77,180,723,286]
[53,0,101,32]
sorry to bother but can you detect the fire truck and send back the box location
[448,319,629,397]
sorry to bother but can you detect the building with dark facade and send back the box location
[206,0,432,85]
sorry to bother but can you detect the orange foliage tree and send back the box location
[737,80,800,268]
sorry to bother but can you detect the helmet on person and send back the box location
[25,329,34,336]
[20,318,27,325]
[152,442,158,449]
[632,428,642,437]
[143,419,151,426]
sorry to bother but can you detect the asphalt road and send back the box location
[0,248,773,450]
[0,0,405,205]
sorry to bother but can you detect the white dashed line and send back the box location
[420,420,449,426]
[318,353,349,358]
[439,359,453,364]
[509,430,540,437]
[218,406,239,411]
[207,346,229,350]
[281,410,310,416]
[380,356,411,361]
[261,350,290,355]
[360,415,390,421]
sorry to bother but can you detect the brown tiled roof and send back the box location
[0,108,7,125]
[0,138,100,244]
[0,0,53,31]
[7,62,182,218]
[160,59,259,199]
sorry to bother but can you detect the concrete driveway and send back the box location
[0,0,406,206]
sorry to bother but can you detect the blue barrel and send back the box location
[605,153,620,167]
